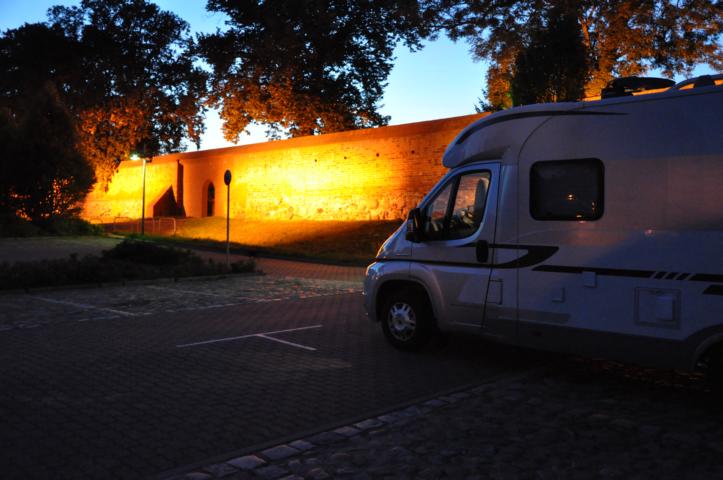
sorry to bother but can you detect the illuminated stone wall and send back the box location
[82,113,486,222]
[83,156,181,221]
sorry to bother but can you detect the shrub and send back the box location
[102,239,197,266]
[0,215,42,237]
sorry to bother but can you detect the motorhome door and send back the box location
[410,162,500,326]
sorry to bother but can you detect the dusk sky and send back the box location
[0,1,717,151]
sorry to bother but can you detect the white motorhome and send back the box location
[363,75,723,377]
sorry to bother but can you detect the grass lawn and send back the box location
[140,218,403,265]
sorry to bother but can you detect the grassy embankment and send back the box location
[0,239,255,290]
[139,218,404,265]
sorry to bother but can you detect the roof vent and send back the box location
[600,76,675,99]
[693,75,715,88]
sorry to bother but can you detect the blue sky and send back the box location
[0,1,716,151]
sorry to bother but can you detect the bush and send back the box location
[35,216,104,236]
[0,215,42,237]
[103,239,198,266]
[0,214,102,237]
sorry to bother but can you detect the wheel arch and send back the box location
[692,332,723,371]
[375,279,438,328]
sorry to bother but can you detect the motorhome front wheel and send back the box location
[381,289,433,350]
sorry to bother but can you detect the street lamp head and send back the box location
[130,153,141,161]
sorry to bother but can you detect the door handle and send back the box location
[476,239,489,263]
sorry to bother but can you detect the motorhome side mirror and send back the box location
[405,208,426,243]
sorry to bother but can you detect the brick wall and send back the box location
[82,113,486,222]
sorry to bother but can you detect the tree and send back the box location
[510,4,588,105]
[0,83,94,222]
[443,0,723,109]
[46,0,208,187]
[200,0,440,140]
[0,1,208,190]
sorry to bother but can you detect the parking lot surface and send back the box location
[4,242,721,480]
[0,271,538,479]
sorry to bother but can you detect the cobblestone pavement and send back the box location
[168,359,723,480]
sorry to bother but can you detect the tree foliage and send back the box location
[49,0,208,187]
[0,0,208,190]
[443,0,723,108]
[510,5,588,105]
[0,84,95,222]
[200,0,439,140]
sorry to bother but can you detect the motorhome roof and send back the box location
[442,74,722,169]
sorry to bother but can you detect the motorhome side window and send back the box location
[424,171,491,240]
[530,159,604,221]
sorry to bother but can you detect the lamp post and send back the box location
[130,153,152,235]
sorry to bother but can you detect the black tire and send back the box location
[704,347,723,390]
[380,288,434,351]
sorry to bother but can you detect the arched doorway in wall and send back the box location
[202,181,215,217]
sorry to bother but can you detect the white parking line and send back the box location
[147,285,234,298]
[29,296,136,317]
[176,324,323,349]
[256,334,317,351]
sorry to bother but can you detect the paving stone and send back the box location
[254,465,288,479]
[353,419,383,430]
[228,455,266,471]
[329,452,352,464]
[376,414,398,423]
[287,440,314,452]
[305,467,330,480]
[183,473,213,480]
[260,445,299,461]
[203,462,239,477]
[224,472,253,480]
[333,426,360,437]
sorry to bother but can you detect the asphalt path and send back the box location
[0,285,544,479]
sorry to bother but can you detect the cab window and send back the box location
[424,171,490,241]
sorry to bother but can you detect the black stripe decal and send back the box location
[373,258,481,268]
[665,272,679,280]
[533,265,655,278]
[490,244,559,269]
[456,110,626,145]
[704,285,723,296]
[676,273,690,281]
[654,272,667,279]
[373,243,559,269]
[691,274,723,283]
[450,243,559,269]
